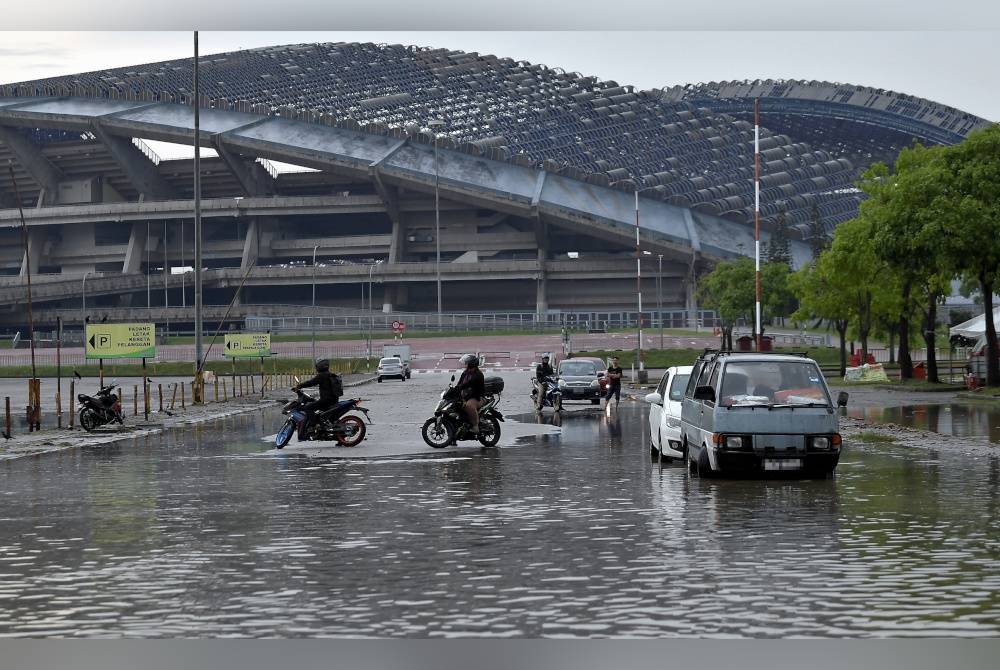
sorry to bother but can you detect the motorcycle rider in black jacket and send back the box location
[292,358,342,440]
[535,354,555,403]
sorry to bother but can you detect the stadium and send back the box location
[0,42,991,336]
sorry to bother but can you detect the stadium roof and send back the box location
[2,41,993,237]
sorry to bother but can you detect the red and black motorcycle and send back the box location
[77,380,124,432]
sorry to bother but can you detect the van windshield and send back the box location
[720,361,829,407]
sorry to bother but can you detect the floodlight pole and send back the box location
[429,119,445,330]
[754,97,762,351]
[193,30,204,400]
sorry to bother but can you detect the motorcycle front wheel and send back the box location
[335,415,367,447]
[477,416,501,448]
[275,418,296,448]
[421,417,454,448]
[79,408,99,432]
[554,394,563,412]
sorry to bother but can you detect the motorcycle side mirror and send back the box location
[450,375,455,382]
[73,370,82,380]
[292,375,300,384]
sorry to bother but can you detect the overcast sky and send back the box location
[1,2,998,121]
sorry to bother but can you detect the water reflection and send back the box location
[848,403,1000,443]
[0,405,998,638]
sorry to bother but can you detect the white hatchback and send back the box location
[644,365,693,461]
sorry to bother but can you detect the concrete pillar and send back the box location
[535,218,548,320]
[122,221,147,274]
[388,215,406,264]
[686,259,699,330]
[19,229,45,279]
[241,218,259,270]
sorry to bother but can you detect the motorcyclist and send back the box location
[535,354,555,405]
[454,353,485,434]
[292,358,342,440]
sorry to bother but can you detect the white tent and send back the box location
[949,306,1000,346]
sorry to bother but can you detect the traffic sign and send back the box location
[392,320,406,332]
[224,333,272,358]
[85,323,156,359]
[392,320,401,330]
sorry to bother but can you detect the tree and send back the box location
[765,208,792,268]
[789,254,851,375]
[698,257,755,351]
[808,202,829,260]
[858,145,950,381]
[926,125,1000,385]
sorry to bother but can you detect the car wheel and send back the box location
[377,377,382,383]
[591,398,600,405]
[687,444,698,475]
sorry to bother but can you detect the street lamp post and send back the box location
[657,254,663,349]
[311,244,319,361]
[368,262,377,359]
[429,119,445,330]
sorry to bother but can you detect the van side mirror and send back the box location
[693,385,715,402]
[837,391,849,407]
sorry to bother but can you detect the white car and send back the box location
[645,365,694,461]
[377,357,406,382]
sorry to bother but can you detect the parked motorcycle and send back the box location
[531,375,562,412]
[275,388,371,448]
[421,375,505,448]
[77,379,124,432]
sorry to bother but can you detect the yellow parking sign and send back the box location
[224,333,272,358]
[85,323,156,359]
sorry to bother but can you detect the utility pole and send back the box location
[193,30,205,402]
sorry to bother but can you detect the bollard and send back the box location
[133,385,138,416]
[69,380,75,429]
[4,396,10,438]
[158,383,164,413]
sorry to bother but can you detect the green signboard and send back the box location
[85,323,156,359]
[224,333,272,358]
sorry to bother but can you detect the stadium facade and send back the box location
[0,42,991,334]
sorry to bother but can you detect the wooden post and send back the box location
[27,378,40,432]
[56,389,62,429]
[222,378,228,401]
[4,396,10,438]
[133,385,138,416]
[158,383,164,413]
[181,382,186,409]
[69,380,75,429]
[214,376,219,403]
[170,383,178,410]
[250,374,256,395]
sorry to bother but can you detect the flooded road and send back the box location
[849,401,1000,444]
[1,391,998,638]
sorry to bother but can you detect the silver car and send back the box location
[376,357,406,382]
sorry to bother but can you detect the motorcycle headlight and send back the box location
[558,379,567,388]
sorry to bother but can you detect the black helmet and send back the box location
[314,358,330,372]
[459,353,479,367]
[541,354,550,361]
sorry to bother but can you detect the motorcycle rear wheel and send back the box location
[335,415,366,447]
[79,408,99,432]
[421,417,454,448]
[477,416,501,448]
[275,418,296,448]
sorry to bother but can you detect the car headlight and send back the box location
[725,435,743,449]
[590,380,599,388]
[713,433,747,449]
[811,435,841,450]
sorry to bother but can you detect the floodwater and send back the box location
[849,402,1000,444]
[0,403,998,638]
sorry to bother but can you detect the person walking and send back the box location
[604,355,623,407]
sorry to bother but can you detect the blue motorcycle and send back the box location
[531,375,562,412]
